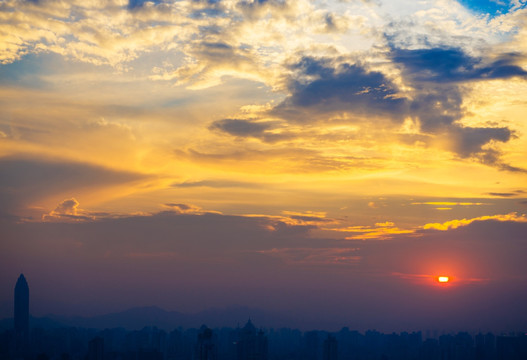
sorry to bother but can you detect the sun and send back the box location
[437,276,450,283]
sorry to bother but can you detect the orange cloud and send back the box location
[411,202,487,206]
[163,203,221,215]
[423,212,527,231]
[327,221,414,240]
[42,198,95,222]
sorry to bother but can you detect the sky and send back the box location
[1,0,527,332]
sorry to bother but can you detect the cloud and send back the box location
[157,40,264,88]
[368,201,379,209]
[391,48,527,167]
[272,56,407,122]
[315,12,350,34]
[278,210,337,227]
[176,146,382,173]
[422,212,527,231]
[390,46,525,129]
[42,198,103,222]
[53,198,79,215]
[172,179,259,188]
[411,202,487,206]
[389,47,521,165]
[163,203,214,215]
[487,190,526,197]
[449,126,512,157]
[488,192,517,197]
[255,247,361,266]
[128,0,162,10]
[209,118,273,136]
[209,118,293,143]
[0,0,184,67]
[0,156,147,215]
[236,0,294,20]
[328,222,415,240]
[256,49,521,170]
[391,47,527,83]
[391,46,524,167]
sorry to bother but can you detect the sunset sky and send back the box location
[1,0,527,332]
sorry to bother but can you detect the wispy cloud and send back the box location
[328,222,415,240]
[255,247,361,266]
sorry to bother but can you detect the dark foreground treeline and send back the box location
[1,322,526,360]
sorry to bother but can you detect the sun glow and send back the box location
[437,276,450,283]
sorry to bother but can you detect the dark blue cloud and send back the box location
[273,56,407,120]
[481,56,527,79]
[238,0,282,7]
[190,0,226,18]
[410,87,463,131]
[128,0,162,9]
[289,56,336,79]
[201,42,232,50]
[190,8,225,18]
[386,46,524,169]
[451,126,512,157]
[236,0,288,18]
[210,119,272,136]
[209,119,292,143]
[265,53,522,170]
[391,47,527,83]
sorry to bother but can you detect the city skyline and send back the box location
[1,0,527,334]
[2,274,527,360]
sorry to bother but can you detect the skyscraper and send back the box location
[236,320,267,360]
[14,274,29,355]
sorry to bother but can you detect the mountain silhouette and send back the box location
[4,305,299,330]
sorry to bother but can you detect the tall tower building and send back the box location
[14,274,30,354]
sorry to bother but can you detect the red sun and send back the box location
[436,276,450,283]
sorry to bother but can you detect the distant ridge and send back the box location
[1,305,302,331]
[46,306,186,330]
[0,315,64,331]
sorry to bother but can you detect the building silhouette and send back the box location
[497,335,527,360]
[195,325,217,360]
[304,331,318,360]
[87,337,104,360]
[323,335,337,360]
[14,273,29,356]
[236,320,267,360]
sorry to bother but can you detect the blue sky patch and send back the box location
[457,0,526,16]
